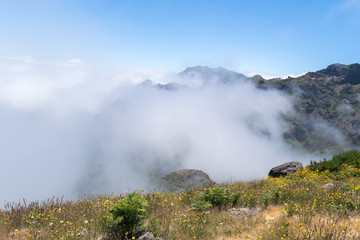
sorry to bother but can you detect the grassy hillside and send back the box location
[2,163,360,239]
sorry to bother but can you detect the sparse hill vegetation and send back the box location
[177,63,360,154]
[256,64,360,153]
[309,150,360,179]
[2,151,360,239]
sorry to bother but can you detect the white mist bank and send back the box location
[0,56,312,205]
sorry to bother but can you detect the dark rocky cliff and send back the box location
[256,63,360,153]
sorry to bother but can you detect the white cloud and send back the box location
[245,72,279,80]
[326,0,360,21]
[343,0,360,10]
[0,56,172,112]
[245,71,306,80]
[0,56,312,204]
[67,58,84,64]
[282,73,306,79]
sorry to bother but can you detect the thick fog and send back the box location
[0,57,310,205]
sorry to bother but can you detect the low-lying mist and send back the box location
[0,57,312,205]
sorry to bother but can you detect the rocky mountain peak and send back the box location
[156,169,216,192]
[179,66,247,84]
[318,63,348,77]
[345,63,360,85]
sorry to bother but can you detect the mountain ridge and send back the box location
[179,65,248,84]
[175,63,360,154]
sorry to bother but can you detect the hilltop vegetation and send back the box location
[256,63,360,153]
[179,63,360,154]
[309,150,360,179]
[2,150,360,239]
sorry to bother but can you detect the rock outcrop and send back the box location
[268,161,303,178]
[159,169,216,192]
[322,183,336,189]
[167,63,360,154]
[345,63,360,85]
[135,231,163,240]
[256,63,360,153]
[138,232,163,240]
[179,66,248,84]
[229,207,261,218]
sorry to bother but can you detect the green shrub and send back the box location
[261,192,272,208]
[281,220,290,237]
[230,191,244,207]
[284,202,297,216]
[332,199,356,212]
[191,198,213,212]
[193,187,241,211]
[106,191,148,239]
[147,216,161,238]
[272,187,283,205]
[201,187,231,210]
[309,150,360,179]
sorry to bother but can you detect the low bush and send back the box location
[309,150,360,179]
[192,187,242,211]
[191,198,213,212]
[106,191,148,239]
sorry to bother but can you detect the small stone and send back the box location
[228,207,261,217]
[322,183,335,189]
[136,231,163,240]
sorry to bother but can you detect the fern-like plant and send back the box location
[191,198,213,212]
[107,191,148,239]
[193,187,240,211]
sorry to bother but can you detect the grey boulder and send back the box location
[138,232,163,240]
[268,161,303,177]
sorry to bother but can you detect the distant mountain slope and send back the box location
[257,63,360,153]
[179,66,248,84]
[177,63,360,154]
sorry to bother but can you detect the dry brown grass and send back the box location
[2,168,360,239]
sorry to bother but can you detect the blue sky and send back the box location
[1,0,360,76]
